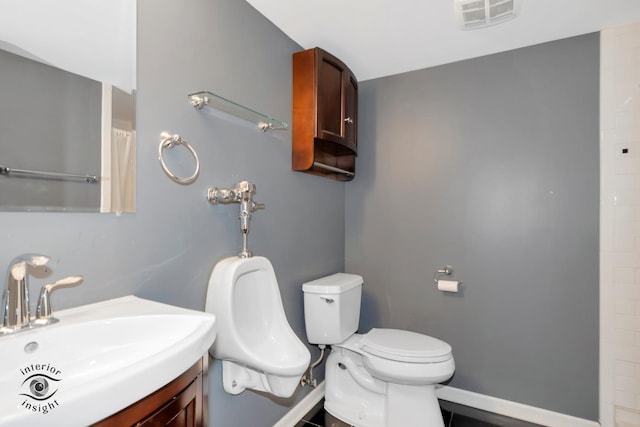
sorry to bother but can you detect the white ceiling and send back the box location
[246,0,640,81]
[0,0,136,92]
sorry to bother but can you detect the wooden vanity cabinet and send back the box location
[292,47,358,181]
[92,358,206,427]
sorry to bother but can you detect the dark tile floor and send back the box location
[296,399,545,427]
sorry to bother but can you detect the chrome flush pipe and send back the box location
[207,181,265,258]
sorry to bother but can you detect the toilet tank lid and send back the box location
[302,273,363,294]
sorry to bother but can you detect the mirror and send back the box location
[0,0,136,213]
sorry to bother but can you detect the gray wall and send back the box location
[0,1,600,424]
[0,0,343,426]
[345,34,600,420]
[0,49,102,211]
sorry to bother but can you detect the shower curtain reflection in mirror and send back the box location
[100,84,136,214]
[110,128,136,214]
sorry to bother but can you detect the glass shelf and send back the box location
[188,91,288,132]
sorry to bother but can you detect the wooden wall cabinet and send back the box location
[292,47,358,181]
[92,358,206,427]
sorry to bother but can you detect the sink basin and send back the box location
[0,295,216,426]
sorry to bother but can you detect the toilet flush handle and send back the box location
[321,296,334,304]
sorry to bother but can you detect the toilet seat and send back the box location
[343,328,456,386]
[360,328,452,363]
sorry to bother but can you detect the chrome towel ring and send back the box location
[158,131,200,185]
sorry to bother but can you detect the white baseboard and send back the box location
[436,385,600,427]
[273,382,325,427]
[273,382,600,427]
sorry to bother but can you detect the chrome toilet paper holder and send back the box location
[433,265,455,283]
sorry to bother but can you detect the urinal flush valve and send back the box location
[207,181,265,258]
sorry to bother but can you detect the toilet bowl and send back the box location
[325,330,454,427]
[303,273,455,426]
[206,256,310,398]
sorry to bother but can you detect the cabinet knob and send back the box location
[344,117,354,124]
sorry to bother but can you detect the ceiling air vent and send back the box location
[454,0,522,30]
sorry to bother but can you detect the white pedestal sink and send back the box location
[0,296,216,426]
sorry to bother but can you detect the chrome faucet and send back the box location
[2,254,83,333]
[3,254,50,331]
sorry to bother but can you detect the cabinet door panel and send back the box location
[91,360,204,427]
[139,374,201,427]
[318,57,344,140]
[344,73,357,148]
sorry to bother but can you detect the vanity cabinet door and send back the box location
[138,373,202,427]
[92,359,204,427]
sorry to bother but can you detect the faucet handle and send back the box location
[35,276,83,325]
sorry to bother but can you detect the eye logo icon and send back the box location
[21,374,59,400]
[31,377,49,396]
[18,363,62,415]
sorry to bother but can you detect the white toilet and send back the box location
[303,273,455,427]
[206,256,310,398]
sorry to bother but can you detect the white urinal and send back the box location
[206,256,310,397]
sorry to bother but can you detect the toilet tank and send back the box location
[302,273,363,345]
